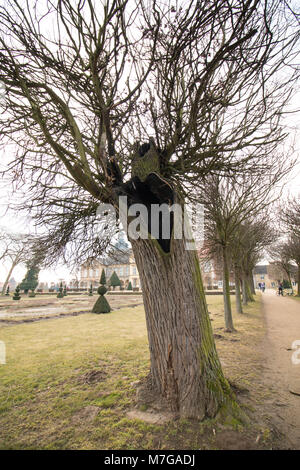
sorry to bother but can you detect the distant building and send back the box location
[80,249,140,290]
[253,263,298,289]
[253,265,268,286]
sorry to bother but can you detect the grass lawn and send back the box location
[0,295,269,450]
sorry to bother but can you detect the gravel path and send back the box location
[261,289,300,447]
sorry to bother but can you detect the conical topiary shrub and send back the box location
[5,286,10,296]
[63,285,67,296]
[57,282,64,298]
[92,269,111,314]
[127,281,133,291]
[19,264,39,294]
[110,271,121,290]
[100,269,106,286]
[13,285,21,300]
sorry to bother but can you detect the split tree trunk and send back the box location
[221,246,234,331]
[131,236,233,419]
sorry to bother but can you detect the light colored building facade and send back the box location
[80,250,141,290]
[253,263,298,289]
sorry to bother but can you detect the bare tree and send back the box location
[236,218,276,304]
[0,0,299,418]
[230,225,250,313]
[0,231,30,294]
[200,170,283,330]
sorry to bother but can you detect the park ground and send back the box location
[0,291,299,450]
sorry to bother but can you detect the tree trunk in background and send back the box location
[1,257,18,295]
[242,277,248,306]
[249,274,255,296]
[234,270,243,314]
[221,246,234,331]
[131,236,233,419]
[246,276,255,302]
[287,272,293,294]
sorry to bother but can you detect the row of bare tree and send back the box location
[199,172,300,332]
[198,171,279,331]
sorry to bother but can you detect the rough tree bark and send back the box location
[131,234,233,419]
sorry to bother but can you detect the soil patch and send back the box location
[72,406,100,424]
[78,369,107,384]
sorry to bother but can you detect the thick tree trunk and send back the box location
[234,270,243,314]
[117,164,236,419]
[131,236,233,419]
[221,246,234,331]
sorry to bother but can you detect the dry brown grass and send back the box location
[0,294,270,450]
